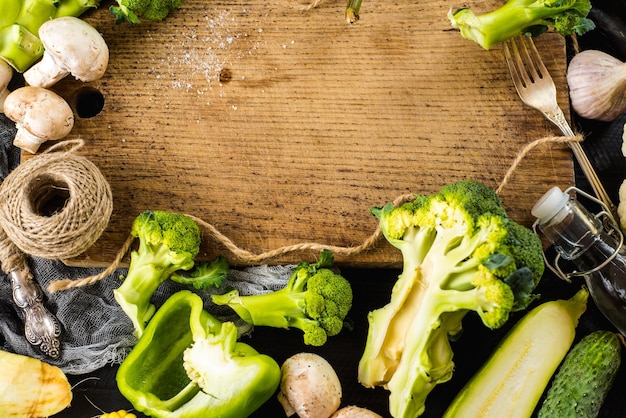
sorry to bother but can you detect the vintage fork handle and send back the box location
[542,107,575,136]
[9,271,62,359]
[541,107,619,221]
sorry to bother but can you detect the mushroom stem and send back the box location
[13,125,49,154]
[23,52,68,89]
[0,89,9,114]
[0,59,13,113]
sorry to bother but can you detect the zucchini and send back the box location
[537,330,622,418]
[443,288,589,418]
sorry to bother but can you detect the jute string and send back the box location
[46,134,582,293]
[0,139,113,277]
[0,227,30,281]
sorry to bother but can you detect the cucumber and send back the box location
[443,288,589,418]
[537,330,622,418]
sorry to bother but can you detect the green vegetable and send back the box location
[448,0,595,50]
[211,249,353,346]
[357,180,545,418]
[169,256,229,291]
[345,0,362,23]
[538,330,621,418]
[117,290,281,418]
[109,0,184,24]
[0,0,100,72]
[114,210,203,337]
[443,288,589,418]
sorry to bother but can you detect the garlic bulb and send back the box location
[567,49,626,122]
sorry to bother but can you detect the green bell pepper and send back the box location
[116,290,281,418]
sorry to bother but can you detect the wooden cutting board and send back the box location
[31,0,574,267]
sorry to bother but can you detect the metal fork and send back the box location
[502,36,618,219]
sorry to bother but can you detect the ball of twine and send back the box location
[0,140,113,260]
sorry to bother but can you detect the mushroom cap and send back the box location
[38,16,109,82]
[330,406,383,418]
[277,352,342,418]
[4,86,74,141]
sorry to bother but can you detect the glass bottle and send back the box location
[532,186,626,335]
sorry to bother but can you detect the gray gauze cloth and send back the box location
[0,114,293,374]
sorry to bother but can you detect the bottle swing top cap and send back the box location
[532,186,570,225]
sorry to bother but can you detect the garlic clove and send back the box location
[567,49,626,122]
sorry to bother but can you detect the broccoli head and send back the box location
[211,249,353,346]
[357,180,545,418]
[110,0,184,23]
[114,210,201,337]
[448,0,595,50]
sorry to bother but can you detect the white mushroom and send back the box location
[0,59,13,113]
[330,406,383,418]
[23,16,109,88]
[277,352,342,418]
[3,86,74,153]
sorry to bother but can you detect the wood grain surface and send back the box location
[32,0,574,267]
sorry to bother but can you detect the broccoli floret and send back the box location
[170,256,229,291]
[109,0,184,23]
[114,210,201,337]
[211,249,353,346]
[357,180,545,418]
[448,0,595,50]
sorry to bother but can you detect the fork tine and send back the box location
[517,36,548,84]
[502,39,524,91]
[505,37,541,88]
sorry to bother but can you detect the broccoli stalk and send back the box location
[448,0,595,50]
[114,210,202,338]
[357,180,545,418]
[109,0,184,24]
[0,0,100,72]
[211,249,353,346]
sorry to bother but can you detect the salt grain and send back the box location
[147,9,265,100]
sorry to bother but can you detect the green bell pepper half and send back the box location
[116,290,281,418]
